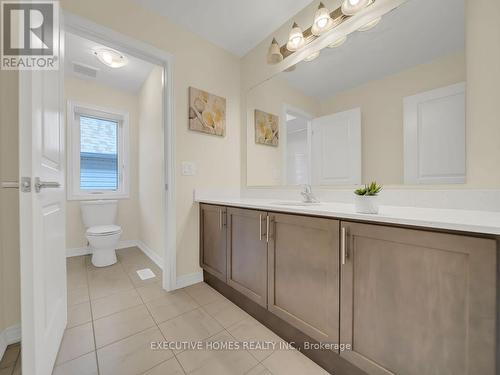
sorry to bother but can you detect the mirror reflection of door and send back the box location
[283,107,312,186]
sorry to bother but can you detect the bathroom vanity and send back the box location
[198,199,499,375]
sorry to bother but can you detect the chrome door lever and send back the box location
[34,177,61,193]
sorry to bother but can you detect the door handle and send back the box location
[34,177,61,193]
[341,227,347,265]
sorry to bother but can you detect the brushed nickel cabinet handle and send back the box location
[266,215,270,243]
[219,209,223,230]
[341,227,347,265]
[259,214,263,240]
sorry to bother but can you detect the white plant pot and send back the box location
[354,195,380,214]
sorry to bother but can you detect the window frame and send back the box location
[67,101,130,200]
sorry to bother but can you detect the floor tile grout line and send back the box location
[84,255,101,375]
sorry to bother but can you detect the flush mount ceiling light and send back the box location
[304,51,321,62]
[358,16,381,31]
[328,35,347,48]
[341,0,371,16]
[311,2,335,36]
[93,48,128,68]
[267,38,283,64]
[286,22,305,52]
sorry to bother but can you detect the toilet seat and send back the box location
[86,224,122,237]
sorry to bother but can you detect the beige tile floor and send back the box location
[55,247,329,375]
[0,343,21,375]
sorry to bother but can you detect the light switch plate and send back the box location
[181,161,197,176]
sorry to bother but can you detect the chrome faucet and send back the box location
[301,185,319,203]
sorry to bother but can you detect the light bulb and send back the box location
[286,22,305,51]
[311,2,336,36]
[101,51,113,65]
[341,0,371,16]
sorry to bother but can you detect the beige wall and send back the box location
[60,0,242,277]
[246,76,320,186]
[319,52,465,185]
[0,70,21,333]
[241,0,500,189]
[138,67,164,257]
[65,76,140,249]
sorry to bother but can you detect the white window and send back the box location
[67,101,130,200]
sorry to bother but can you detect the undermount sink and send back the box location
[271,201,322,207]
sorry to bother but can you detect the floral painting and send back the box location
[189,87,226,136]
[255,109,279,146]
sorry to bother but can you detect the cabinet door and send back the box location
[226,207,268,307]
[340,221,496,375]
[200,204,227,282]
[268,213,339,345]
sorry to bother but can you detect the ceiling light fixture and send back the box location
[358,16,381,31]
[328,35,347,48]
[304,51,321,62]
[311,2,335,36]
[267,38,283,64]
[341,0,371,16]
[286,22,305,52]
[93,48,128,68]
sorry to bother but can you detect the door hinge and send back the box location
[21,177,31,192]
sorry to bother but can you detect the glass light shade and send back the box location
[304,50,320,62]
[341,0,371,16]
[328,35,347,48]
[267,38,283,64]
[286,22,305,52]
[311,3,334,36]
[94,48,128,68]
[358,16,381,31]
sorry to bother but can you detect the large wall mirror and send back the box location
[246,0,465,187]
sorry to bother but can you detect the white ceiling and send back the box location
[285,0,465,100]
[133,0,314,57]
[65,32,154,93]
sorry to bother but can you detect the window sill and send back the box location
[67,193,130,201]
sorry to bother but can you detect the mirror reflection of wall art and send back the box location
[189,87,226,137]
[255,109,279,146]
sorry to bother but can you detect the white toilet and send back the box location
[80,200,122,267]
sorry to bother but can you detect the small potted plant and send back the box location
[354,182,382,214]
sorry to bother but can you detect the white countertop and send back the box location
[195,196,500,236]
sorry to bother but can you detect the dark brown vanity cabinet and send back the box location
[339,221,497,375]
[226,207,268,307]
[200,204,497,375]
[268,213,340,345]
[199,204,227,282]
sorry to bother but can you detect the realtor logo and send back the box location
[1,0,59,70]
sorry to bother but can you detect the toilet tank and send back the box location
[80,200,118,228]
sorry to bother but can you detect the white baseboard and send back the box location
[66,239,202,290]
[66,240,141,258]
[0,324,21,360]
[176,271,203,289]
[136,240,163,270]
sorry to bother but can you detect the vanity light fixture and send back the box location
[341,0,371,16]
[267,38,284,64]
[286,22,305,52]
[328,35,347,48]
[311,2,335,36]
[93,48,128,68]
[358,16,381,31]
[304,51,321,62]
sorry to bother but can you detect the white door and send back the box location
[311,108,362,186]
[19,26,66,375]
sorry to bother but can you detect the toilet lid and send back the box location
[86,225,122,236]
